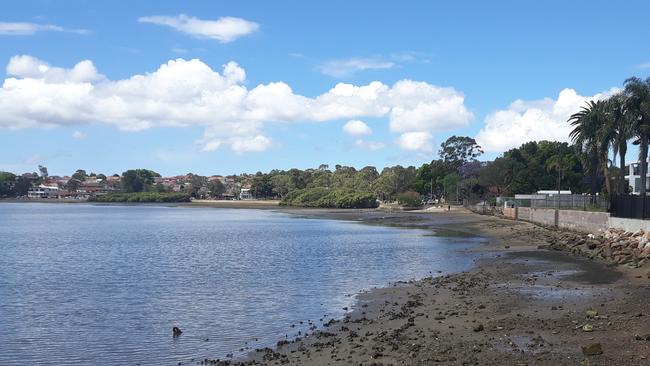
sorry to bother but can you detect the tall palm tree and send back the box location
[624,77,650,196]
[546,154,575,189]
[596,106,617,197]
[606,93,633,194]
[569,100,608,196]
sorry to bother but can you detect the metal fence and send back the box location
[508,194,608,211]
[609,194,650,219]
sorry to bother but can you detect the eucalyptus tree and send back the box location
[624,77,650,196]
[569,100,608,195]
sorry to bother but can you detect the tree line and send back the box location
[0,137,593,205]
[3,76,649,206]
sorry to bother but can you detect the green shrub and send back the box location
[397,191,422,207]
[89,192,191,203]
[280,188,378,208]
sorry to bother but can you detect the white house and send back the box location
[239,188,253,200]
[27,185,60,198]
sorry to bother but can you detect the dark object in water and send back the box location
[173,326,183,337]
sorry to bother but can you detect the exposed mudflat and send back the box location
[204,209,650,366]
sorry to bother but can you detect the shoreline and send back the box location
[3,202,649,363]
[219,209,650,365]
[0,198,282,208]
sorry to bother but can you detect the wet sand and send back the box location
[209,208,650,366]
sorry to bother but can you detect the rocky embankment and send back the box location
[543,228,650,268]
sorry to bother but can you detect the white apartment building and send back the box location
[27,185,60,198]
[626,163,650,195]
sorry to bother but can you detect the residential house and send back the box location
[240,186,253,200]
[27,184,60,198]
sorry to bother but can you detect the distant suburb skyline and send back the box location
[1,0,649,176]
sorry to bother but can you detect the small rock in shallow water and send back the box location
[581,343,603,356]
[635,334,650,341]
[172,327,182,337]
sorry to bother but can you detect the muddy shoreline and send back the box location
[205,208,650,366]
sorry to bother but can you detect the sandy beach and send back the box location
[203,208,650,366]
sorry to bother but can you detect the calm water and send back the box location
[0,203,483,365]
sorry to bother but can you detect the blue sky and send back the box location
[1,0,649,176]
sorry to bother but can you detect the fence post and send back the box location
[641,196,645,220]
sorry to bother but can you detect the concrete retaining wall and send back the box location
[608,217,650,232]
[559,210,610,232]
[511,207,609,232]
[517,207,531,221]
[517,207,557,227]
[505,206,650,233]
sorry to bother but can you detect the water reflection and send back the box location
[0,203,483,365]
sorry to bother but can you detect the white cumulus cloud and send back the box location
[0,22,89,35]
[475,88,618,153]
[396,131,433,152]
[388,81,473,132]
[7,55,103,82]
[0,55,472,153]
[343,119,372,136]
[138,14,259,43]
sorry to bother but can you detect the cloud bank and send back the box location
[0,55,473,153]
[476,88,618,153]
[138,14,259,43]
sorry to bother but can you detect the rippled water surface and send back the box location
[0,203,482,365]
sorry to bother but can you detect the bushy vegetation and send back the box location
[0,171,38,197]
[89,192,191,203]
[121,169,161,193]
[397,191,422,207]
[280,188,378,208]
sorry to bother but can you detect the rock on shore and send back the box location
[542,228,650,268]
